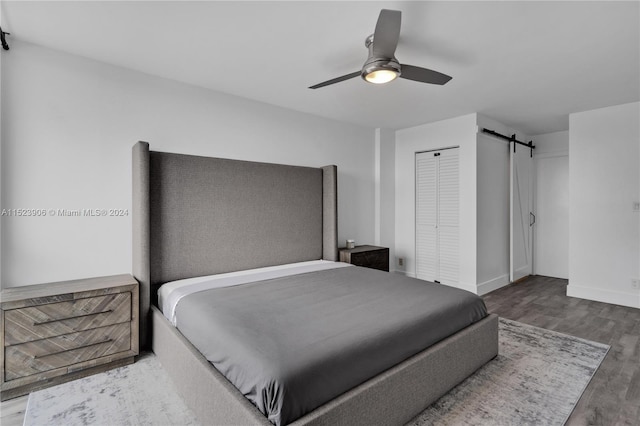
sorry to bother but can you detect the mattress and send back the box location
[160,261,488,426]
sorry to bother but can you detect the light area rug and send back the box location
[24,352,198,426]
[409,319,610,425]
[24,319,609,426]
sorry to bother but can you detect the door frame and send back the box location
[414,146,459,284]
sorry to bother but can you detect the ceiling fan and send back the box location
[309,9,452,89]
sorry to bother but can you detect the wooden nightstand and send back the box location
[339,245,390,272]
[0,274,139,401]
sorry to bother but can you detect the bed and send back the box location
[132,141,498,426]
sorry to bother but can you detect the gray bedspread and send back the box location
[174,266,487,426]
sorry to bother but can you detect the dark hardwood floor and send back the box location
[483,275,640,426]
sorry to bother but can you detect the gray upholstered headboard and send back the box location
[132,141,338,347]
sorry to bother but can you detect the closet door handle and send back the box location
[530,212,536,227]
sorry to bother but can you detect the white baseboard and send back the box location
[477,274,510,296]
[394,271,477,294]
[454,281,479,294]
[567,284,640,309]
[512,265,530,282]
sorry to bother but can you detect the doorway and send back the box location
[534,153,569,278]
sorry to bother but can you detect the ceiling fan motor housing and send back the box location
[361,34,402,81]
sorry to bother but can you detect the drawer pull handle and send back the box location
[33,309,113,326]
[33,339,114,359]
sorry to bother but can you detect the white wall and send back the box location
[534,131,569,155]
[0,24,3,285]
[395,113,529,294]
[475,134,510,294]
[375,128,396,270]
[1,41,376,288]
[395,114,478,292]
[568,102,640,308]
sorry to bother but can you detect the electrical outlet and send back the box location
[632,279,640,289]
[398,257,404,267]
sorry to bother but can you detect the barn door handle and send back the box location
[530,212,536,227]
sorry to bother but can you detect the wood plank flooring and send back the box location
[0,394,28,426]
[2,275,638,425]
[484,275,640,426]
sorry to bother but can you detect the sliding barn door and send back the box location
[416,148,459,285]
[510,144,533,282]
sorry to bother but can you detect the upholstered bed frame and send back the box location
[132,141,498,425]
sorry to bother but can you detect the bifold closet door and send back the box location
[416,153,438,281]
[416,148,459,285]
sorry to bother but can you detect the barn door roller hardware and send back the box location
[482,128,535,157]
[0,26,9,51]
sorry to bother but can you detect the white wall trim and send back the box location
[455,281,480,295]
[512,265,531,283]
[394,270,478,294]
[567,284,640,309]
[477,274,510,296]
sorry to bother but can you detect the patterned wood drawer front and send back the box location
[4,293,131,345]
[4,322,131,381]
[1,275,139,401]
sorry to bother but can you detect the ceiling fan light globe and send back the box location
[364,69,399,84]
[361,59,401,85]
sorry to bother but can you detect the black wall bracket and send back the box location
[482,128,535,157]
[1,26,10,51]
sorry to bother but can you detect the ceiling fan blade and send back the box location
[309,71,361,89]
[400,64,452,85]
[372,9,401,58]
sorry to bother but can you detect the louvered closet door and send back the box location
[415,148,459,285]
[416,154,438,281]
[437,149,459,285]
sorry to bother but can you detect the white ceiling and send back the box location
[2,1,639,135]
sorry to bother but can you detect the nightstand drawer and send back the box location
[4,292,131,345]
[4,322,131,381]
[339,245,389,272]
[350,250,389,271]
